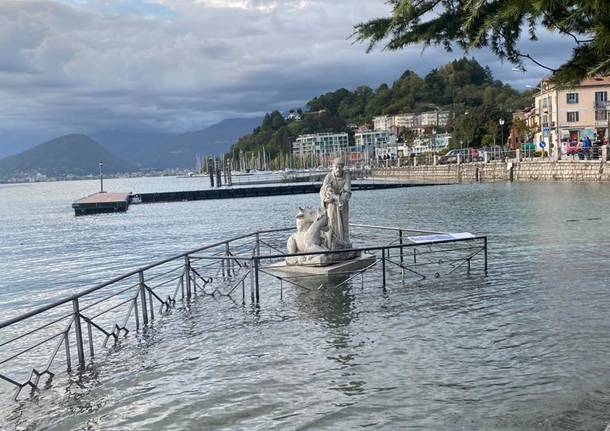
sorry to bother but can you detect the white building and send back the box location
[437,111,452,127]
[418,110,452,128]
[392,114,418,129]
[286,111,302,121]
[409,133,452,154]
[374,111,451,132]
[354,130,393,163]
[373,115,391,131]
[354,130,391,150]
[292,132,349,158]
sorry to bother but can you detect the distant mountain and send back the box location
[0,134,133,180]
[92,117,263,169]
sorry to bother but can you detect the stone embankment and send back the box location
[371,159,610,183]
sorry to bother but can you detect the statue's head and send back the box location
[332,157,345,177]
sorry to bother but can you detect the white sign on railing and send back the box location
[407,232,475,243]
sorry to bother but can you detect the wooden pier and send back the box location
[72,182,446,215]
[72,192,131,216]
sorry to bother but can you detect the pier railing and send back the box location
[0,224,487,400]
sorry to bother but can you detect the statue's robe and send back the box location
[320,170,351,249]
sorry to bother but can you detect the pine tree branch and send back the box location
[517,53,557,73]
[541,11,592,45]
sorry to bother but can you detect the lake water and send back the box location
[1,177,610,430]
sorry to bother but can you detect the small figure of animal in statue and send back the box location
[286,207,331,266]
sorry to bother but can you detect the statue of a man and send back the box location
[320,157,352,250]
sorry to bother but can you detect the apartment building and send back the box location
[354,130,391,150]
[392,114,418,129]
[354,130,394,162]
[373,115,391,131]
[291,132,349,158]
[373,110,451,132]
[533,76,610,151]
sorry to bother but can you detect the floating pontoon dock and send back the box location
[72,192,131,216]
[72,182,448,215]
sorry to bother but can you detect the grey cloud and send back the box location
[0,0,573,154]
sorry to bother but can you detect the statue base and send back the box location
[267,253,376,276]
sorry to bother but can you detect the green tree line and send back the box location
[231,58,534,161]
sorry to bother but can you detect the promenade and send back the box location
[371,157,610,183]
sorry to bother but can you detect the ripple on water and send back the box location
[1,180,610,430]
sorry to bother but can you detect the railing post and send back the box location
[64,332,72,372]
[250,259,255,303]
[184,255,192,300]
[483,237,488,275]
[221,244,226,278]
[398,229,404,264]
[72,298,86,370]
[139,271,149,326]
[381,248,386,288]
[254,257,260,303]
[225,241,232,277]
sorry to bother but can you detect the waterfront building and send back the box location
[354,130,392,163]
[509,108,537,149]
[373,115,391,131]
[291,132,349,160]
[409,133,452,154]
[532,76,610,153]
[392,113,418,129]
[374,111,451,132]
[419,110,452,128]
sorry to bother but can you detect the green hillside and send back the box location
[0,134,134,180]
[231,58,534,163]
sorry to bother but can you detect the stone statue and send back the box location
[320,157,352,250]
[284,158,359,267]
[286,207,331,266]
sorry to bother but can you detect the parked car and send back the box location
[438,149,468,164]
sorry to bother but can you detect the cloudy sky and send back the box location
[0,0,573,155]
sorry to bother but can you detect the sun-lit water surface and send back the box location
[1,177,610,430]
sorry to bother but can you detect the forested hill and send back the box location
[231,58,534,160]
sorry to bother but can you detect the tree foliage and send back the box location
[354,0,610,86]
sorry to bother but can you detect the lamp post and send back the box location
[499,118,505,149]
[99,161,104,193]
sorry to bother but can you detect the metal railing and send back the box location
[0,224,487,400]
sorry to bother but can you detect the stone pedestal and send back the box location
[268,254,376,276]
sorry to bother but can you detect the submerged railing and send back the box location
[0,224,487,400]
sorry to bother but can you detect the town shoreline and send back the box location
[371,159,610,183]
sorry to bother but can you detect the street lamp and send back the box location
[499,118,505,147]
[99,161,104,193]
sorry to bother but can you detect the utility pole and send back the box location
[99,161,104,193]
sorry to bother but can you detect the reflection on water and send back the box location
[1,179,610,429]
[293,274,355,327]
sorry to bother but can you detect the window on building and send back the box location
[595,91,608,103]
[567,112,579,122]
[595,110,608,121]
[566,93,579,104]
